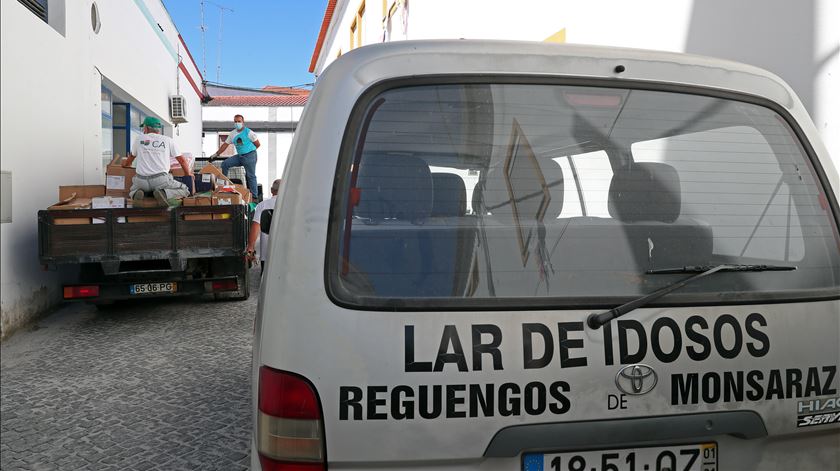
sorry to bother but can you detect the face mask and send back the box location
[234,122,244,130]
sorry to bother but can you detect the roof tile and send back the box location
[206,95,309,106]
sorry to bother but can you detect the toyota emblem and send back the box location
[615,364,658,395]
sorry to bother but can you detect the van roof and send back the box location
[318,39,796,111]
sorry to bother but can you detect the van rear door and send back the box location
[260,77,840,471]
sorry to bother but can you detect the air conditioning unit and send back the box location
[169,95,188,124]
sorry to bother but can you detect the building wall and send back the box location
[0,0,203,339]
[201,105,304,191]
[312,0,838,164]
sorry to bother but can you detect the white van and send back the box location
[252,41,840,471]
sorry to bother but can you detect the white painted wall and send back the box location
[204,107,271,122]
[0,0,204,338]
[313,0,838,164]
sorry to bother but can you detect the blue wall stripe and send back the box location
[132,0,178,61]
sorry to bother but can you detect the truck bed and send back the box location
[39,205,251,302]
[39,205,247,265]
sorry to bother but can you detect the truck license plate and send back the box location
[523,443,717,471]
[130,282,177,295]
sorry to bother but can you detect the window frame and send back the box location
[349,1,365,50]
[18,0,48,23]
[324,75,840,311]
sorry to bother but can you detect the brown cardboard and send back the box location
[215,182,250,203]
[128,197,162,208]
[232,184,252,204]
[53,217,92,225]
[49,191,95,221]
[106,162,136,197]
[126,215,169,223]
[183,195,215,220]
[184,214,214,221]
[211,191,242,219]
[59,185,105,201]
[198,163,226,180]
[91,196,126,209]
[48,197,92,210]
[212,192,242,206]
[183,195,213,206]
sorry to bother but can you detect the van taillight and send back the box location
[63,285,99,299]
[258,366,325,470]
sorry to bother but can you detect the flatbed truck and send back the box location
[38,204,251,304]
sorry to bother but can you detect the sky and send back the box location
[163,0,327,89]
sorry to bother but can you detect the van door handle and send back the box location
[483,411,767,458]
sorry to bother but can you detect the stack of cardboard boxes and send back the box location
[182,164,252,220]
[47,159,251,224]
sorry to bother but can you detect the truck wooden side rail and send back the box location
[38,205,251,303]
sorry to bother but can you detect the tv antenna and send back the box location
[199,1,234,82]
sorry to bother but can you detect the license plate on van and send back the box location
[130,282,177,295]
[523,443,717,471]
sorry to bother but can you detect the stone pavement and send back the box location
[0,271,260,470]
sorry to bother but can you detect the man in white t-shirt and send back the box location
[124,117,192,206]
[248,178,281,273]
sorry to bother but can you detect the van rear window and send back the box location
[327,82,840,309]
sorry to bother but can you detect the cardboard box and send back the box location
[106,157,136,197]
[184,213,214,221]
[212,192,242,206]
[91,196,125,209]
[53,217,92,225]
[91,195,125,223]
[48,197,92,211]
[182,194,214,220]
[195,172,216,193]
[215,182,250,203]
[232,184,252,204]
[93,216,126,224]
[211,191,242,219]
[49,185,103,211]
[183,195,213,206]
[59,185,105,201]
[127,197,162,208]
[127,215,168,223]
[199,163,226,180]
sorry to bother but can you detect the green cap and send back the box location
[141,116,163,129]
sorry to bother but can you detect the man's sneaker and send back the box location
[132,190,145,201]
[153,189,168,207]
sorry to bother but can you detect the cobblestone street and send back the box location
[0,272,259,470]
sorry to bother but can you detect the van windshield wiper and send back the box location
[586,264,796,329]
[645,264,797,274]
